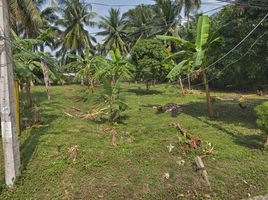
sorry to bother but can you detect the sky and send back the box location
[85,0,228,42]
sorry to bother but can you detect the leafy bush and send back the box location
[131,39,169,88]
[255,101,268,133]
[255,101,268,134]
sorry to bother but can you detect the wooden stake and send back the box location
[195,156,210,187]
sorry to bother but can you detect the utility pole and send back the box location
[0,0,20,187]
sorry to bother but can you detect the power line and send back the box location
[191,30,268,87]
[179,11,268,83]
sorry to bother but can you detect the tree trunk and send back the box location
[41,59,50,100]
[187,74,191,90]
[81,79,84,86]
[87,75,94,93]
[178,77,185,95]
[25,80,32,108]
[111,75,116,86]
[264,137,268,147]
[146,81,150,91]
[202,70,214,117]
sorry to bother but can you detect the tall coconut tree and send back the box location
[180,0,201,89]
[97,8,128,54]
[56,0,96,58]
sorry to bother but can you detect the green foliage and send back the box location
[97,8,128,54]
[158,15,211,80]
[255,101,268,134]
[66,48,99,83]
[99,79,128,122]
[94,48,133,84]
[56,0,96,57]
[131,38,169,84]
[207,6,268,88]
[11,30,61,84]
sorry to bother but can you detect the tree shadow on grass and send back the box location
[180,98,267,149]
[20,113,59,170]
[19,90,64,170]
[126,88,163,96]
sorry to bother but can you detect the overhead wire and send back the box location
[178,11,268,83]
[190,30,268,87]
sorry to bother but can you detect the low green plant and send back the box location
[98,79,128,123]
[255,101,268,146]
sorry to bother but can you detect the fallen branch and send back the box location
[171,123,201,149]
[64,112,74,117]
[171,123,196,139]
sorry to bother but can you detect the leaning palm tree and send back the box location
[56,0,96,58]
[97,8,128,54]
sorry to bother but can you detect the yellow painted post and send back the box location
[14,80,21,135]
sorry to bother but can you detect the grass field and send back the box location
[0,84,267,199]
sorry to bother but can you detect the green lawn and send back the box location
[0,84,267,199]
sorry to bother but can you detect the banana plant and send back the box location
[12,30,61,106]
[98,78,128,123]
[158,15,217,117]
[66,48,100,93]
[94,48,133,87]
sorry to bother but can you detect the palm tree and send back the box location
[56,0,96,58]
[180,0,201,26]
[97,8,128,54]
[123,5,155,44]
[153,0,182,36]
[8,0,43,35]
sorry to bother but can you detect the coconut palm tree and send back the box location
[8,0,43,35]
[97,8,128,54]
[180,0,201,26]
[56,0,97,58]
[123,5,155,43]
[153,0,182,36]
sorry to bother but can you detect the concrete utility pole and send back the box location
[0,0,21,187]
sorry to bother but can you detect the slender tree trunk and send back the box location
[146,81,150,91]
[87,75,94,93]
[81,79,84,86]
[264,137,268,146]
[111,75,116,86]
[178,77,185,95]
[187,74,191,90]
[41,59,50,100]
[202,70,214,117]
[25,80,32,108]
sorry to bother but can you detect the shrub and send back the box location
[255,101,268,147]
[255,101,268,133]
